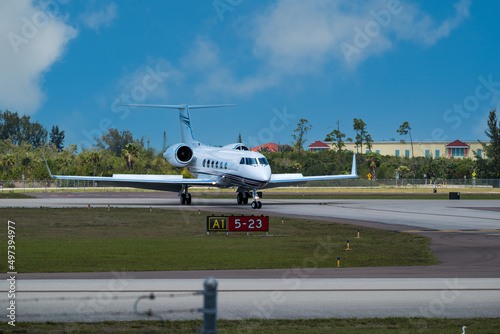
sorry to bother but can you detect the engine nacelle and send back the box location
[163,143,194,167]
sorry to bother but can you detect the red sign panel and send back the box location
[228,216,269,232]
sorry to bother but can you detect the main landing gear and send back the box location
[180,186,192,205]
[236,189,262,209]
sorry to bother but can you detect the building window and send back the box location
[451,148,465,157]
[405,150,410,158]
[425,150,430,158]
[477,149,482,158]
[375,150,380,154]
[435,150,440,158]
[366,150,370,154]
[395,149,400,157]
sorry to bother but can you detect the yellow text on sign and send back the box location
[208,217,227,231]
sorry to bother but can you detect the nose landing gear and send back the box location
[236,189,262,209]
[251,200,262,209]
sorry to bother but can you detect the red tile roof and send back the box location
[445,140,470,148]
[307,140,330,148]
[251,143,279,152]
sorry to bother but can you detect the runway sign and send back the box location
[206,215,269,233]
[207,216,228,231]
[228,216,269,232]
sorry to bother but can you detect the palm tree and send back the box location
[122,143,139,170]
[86,150,102,176]
[2,154,15,174]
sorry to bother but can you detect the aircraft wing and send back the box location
[43,157,215,192]
[46,173,216,192]
[263,154,358,189]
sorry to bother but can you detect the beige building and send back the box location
[308,139,487,160]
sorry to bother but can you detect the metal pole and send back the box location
[202,277,217,334]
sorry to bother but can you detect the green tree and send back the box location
[2,154,15,175]
[398,165,410,181]
[95,128,136,156]
[353,118,372,153]
[49,125,65,152]
[366,152,381,179]
[292,118,312,165]
[479,109,500,177]
[397,121,415,168]
[85,150,102,176]
[122,143,139,170]
[325,120,346,164]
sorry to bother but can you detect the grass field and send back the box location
[0,208,437,273]
[1,318,498,333]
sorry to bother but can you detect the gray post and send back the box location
[202,277,217,334]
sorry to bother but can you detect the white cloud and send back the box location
[183,0,471,99]
[251,0,472,68]
[0,0,77,114]
[80,2,117,31]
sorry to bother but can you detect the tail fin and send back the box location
[351,153,358,177]
[121,104,235,145]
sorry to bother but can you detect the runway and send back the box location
[1,192,499,321]
[4,278,500,322]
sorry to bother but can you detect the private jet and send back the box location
[45,104,358,209]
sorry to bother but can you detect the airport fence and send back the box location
[16,277,218,333]
[0,178,499,191]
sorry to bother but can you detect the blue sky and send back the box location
[1,0,499,151]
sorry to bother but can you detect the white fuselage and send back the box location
[184,145,271,190]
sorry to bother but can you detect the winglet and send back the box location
[42,153,53,178]
[351,154,358,177]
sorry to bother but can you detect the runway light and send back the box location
[150,206,152,213]
[107,205,110,212]
[281,217,284,224]
[198,209,200,215]
[88,204,90,210]
[356,229,360,239]
[345,239,350,251]
[337,256,340,268]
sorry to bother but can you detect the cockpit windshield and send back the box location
[258,157,269,166]
[245,157,257,165]
[240,157,267,166]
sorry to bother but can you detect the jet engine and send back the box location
[163,143,194,167]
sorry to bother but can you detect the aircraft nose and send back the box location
[260,166,271,183]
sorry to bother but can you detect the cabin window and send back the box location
[216,161,219,168]
[211,161,214,168]
[224,162,227,169]
[202,159,206,167]
[239,158,245,164]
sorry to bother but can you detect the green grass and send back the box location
[0,192,34,199]
[0,208,437,273]
[1,318,498,333]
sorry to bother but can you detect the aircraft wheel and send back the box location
[251,201,257,209]
[180,193,186,205]
[186,193,192,205]
[257,201,262,209]
[243,195,249,204]
[237,192,243,205]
